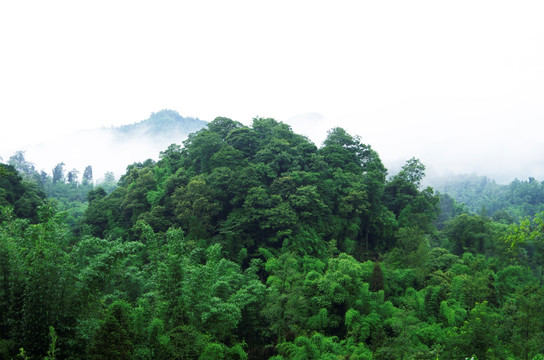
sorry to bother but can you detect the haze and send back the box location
[1,1,543,184]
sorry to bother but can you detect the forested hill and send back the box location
[84,116,415,258]
[1,117,544,360]
[432,174,544,221]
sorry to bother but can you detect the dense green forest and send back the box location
[433,174,544,222]
[1,117,544,359]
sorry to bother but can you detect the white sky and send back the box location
[1,1,543,183]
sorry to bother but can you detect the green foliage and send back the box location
[434,174,544,220]
[447,301,504,359]
[444,214,492,255]
[0,163,45,222]
[88,300,135,360]
[370,262,384,292]
[44,326,58,360]
[275,333,348,360]
[384,158,439,234]
[2,116,543,359]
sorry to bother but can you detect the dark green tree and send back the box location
[88,301,135,360]
[370,262,384,292]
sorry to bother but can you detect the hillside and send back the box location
[1,117,543,359]
[431,173,544,221]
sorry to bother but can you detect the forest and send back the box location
[1,117,544,360]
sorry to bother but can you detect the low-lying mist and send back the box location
[287,113,544,185]
[0,110,207,182]
[2,129,170,182]
[2,111,542,187]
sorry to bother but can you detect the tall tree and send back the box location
[88,301,135,360]
[52,163,65,184]
[370,262,384,292]
[8,151,37,178]
[67,168,79,184]
[82,165,93,185]
[505,211,544,285]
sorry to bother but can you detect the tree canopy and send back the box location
[1,116,543,359]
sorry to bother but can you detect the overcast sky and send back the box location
[1,1,543,183]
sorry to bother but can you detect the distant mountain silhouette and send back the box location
[7,110,208,181]
[111,109,207,141]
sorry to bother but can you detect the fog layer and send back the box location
[0,110,207,181]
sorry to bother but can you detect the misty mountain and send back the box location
[5,110,207,181]
[111,110,207,142]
